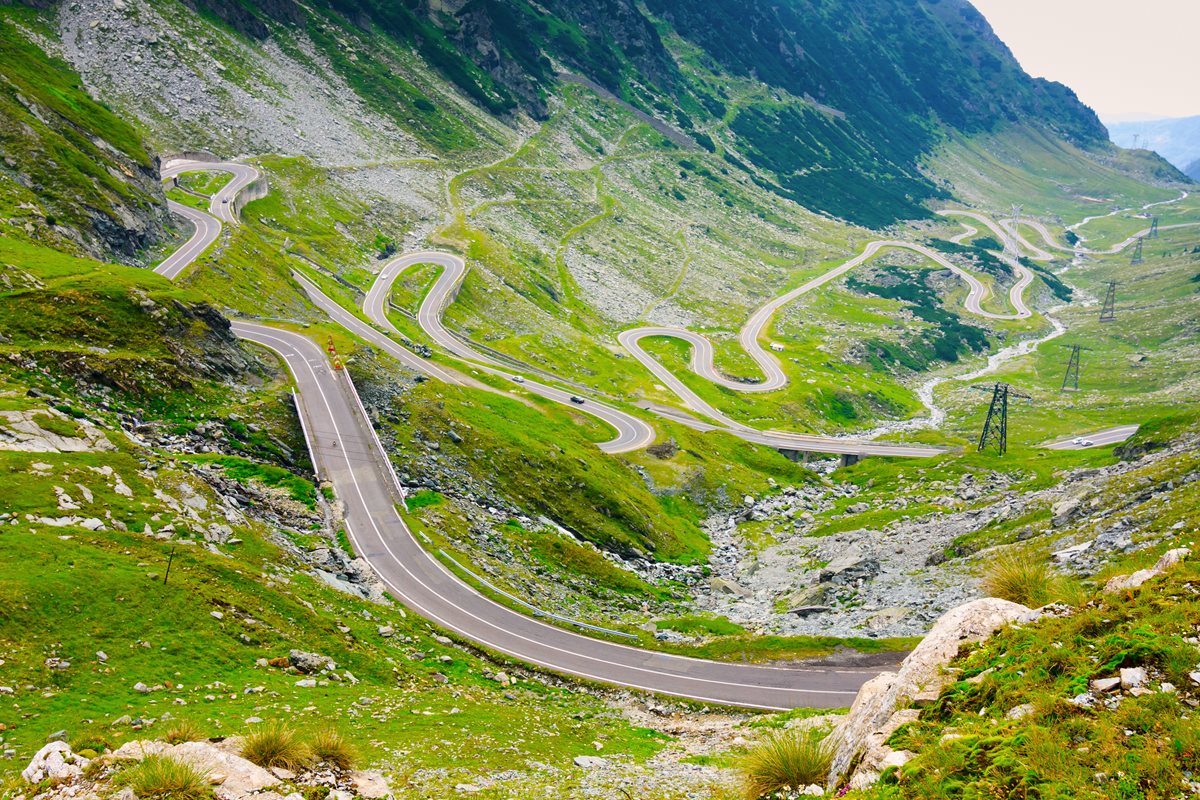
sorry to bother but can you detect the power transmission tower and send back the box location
[1130,237,1144,265]
[1148,217,1159,238]
[1060,344,1090,392]
[973,383,1032,456]
[1099,281,1119,322]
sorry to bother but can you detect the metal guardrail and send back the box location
[437,549,639,640]
[290,388,322,483]
[341,369,408,510]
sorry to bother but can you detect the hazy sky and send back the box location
[970,0,1200,121]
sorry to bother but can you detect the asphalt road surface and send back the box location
[363,252,656,454]
[1044,425,1139,450]
[155,200,221,280]
[154,160,261,278]
[232,321,880,709]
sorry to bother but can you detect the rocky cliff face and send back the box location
[0,12,170,262]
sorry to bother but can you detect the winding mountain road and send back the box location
[1010,216,1200,257]
[364,251,947,458]
[228,320,880,709]
[154,160,260,279]
[362,252,656,453]
[616,233,1033,447]
[998,191,1196,256]
[153,157,1114,708]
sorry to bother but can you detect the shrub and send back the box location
[164,718,207,745]
[309,727,357,770]
[241,723,312,771]
[982,551,1060,607]
[116,755,212,800]
[740,729,832,799]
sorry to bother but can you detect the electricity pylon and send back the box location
[1060,344,1090,392]
[1130,237,1144,265]
[1099,281,1119,322]
[973,383,1032,456]
[1149,217,1159,238]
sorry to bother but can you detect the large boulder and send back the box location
[22,741,90,784]
[110,740,174,760]
[1050,497,1081,527]
[827,597,1030,789]
[708,576,752,598]
[172,740,279,796]
[819,546,879,585]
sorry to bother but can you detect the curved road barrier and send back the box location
[155,160,261,279]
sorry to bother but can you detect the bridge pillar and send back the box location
[840,453,861,468]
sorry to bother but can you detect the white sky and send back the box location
[970,0,1200,120]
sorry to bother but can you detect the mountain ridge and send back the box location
[97,0,1157,227]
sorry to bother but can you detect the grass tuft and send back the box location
[310,727,358,770]
[163,718,208,745]
[740,728,832,799]
[240,723,313,771]
[116,755,212,800]
[982,551,1060,608]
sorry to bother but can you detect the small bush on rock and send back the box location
[983,551,1060,607]
[117,755,212,800]
[241,723,312,771]
[310,727,357,770]
[740,728,832,799]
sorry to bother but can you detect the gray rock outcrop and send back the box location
[826,597,1030,790]
[1103,548,1190,593]
[22,741,91,784]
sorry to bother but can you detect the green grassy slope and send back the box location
[0,9,169,260]
[852,417,1200,800]
[0,439,671,793]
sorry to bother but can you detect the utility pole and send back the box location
[1099,281,1119,322]
[1060,344,1090,392]
[163,543,176,586]
[1148,217,1159,238]
[1130,237,1144,266]
[973,383,1032,456]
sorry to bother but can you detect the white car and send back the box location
[511,375,525,384]
[1079,440,1095,447]
[1071,437,1083,444]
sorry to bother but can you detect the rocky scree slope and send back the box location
[686,415,1200,641]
